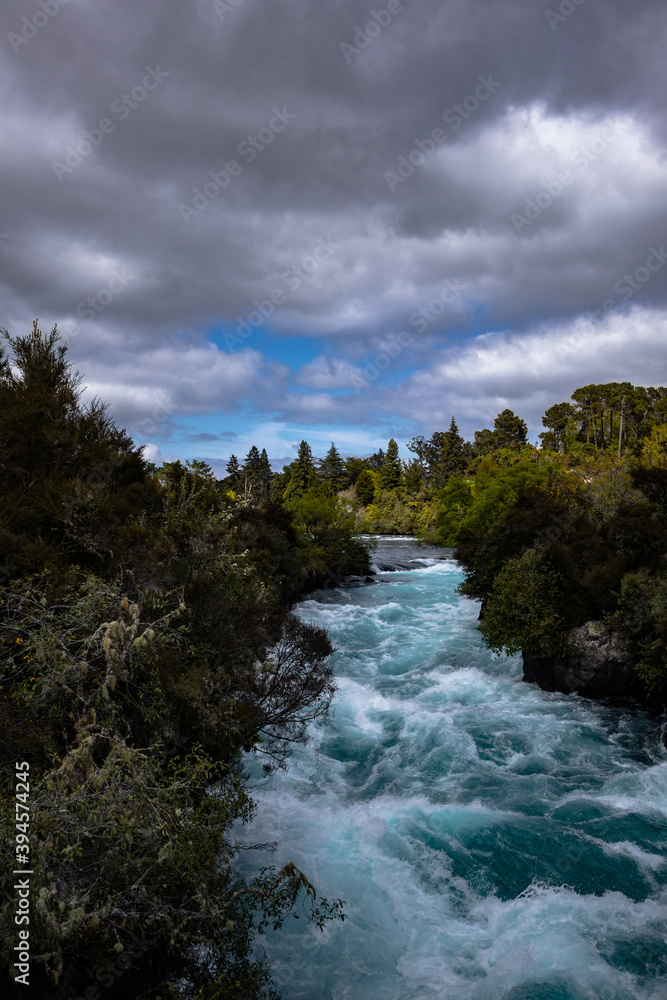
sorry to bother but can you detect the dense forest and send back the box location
[0,323,369,999]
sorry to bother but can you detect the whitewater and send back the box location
[239,537,667,999]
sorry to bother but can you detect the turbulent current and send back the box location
[239,537,667,999]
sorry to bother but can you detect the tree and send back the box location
[540,402,574,452]
[355,469,376,506]
[343,456,371,489]
[430,417,469,486]
[225,454,242,492]
[493,409,528,450]
[407,435,428,474]
[402,459,424,492]
[319,442,346,492]
[380,438,402,489]
[242,445,262,498]
[259,448,273,497]
[0,321,153,579]
[367,448,385,472]
[284,440,317,498]
[473,427,496,456]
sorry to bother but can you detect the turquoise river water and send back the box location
[239,537,667,999]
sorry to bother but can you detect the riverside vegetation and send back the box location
[3,324,666,997]
[335,383,667,702]
[0,324,369,999]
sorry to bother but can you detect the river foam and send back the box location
[237,538,667,999]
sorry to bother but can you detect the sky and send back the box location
[2,0,667,473]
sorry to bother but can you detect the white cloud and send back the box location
[377,305,667,440]
[296,356,364,389]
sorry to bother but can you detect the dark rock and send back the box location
[522,621,644,700]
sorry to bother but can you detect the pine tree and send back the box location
[539,403,574,453]
[242,445,263,498]
[319,443,346,492]
[380,438,402,490]
[284,440,317,498]
[225,454,242,492]
[431,417,468,486]
[493,409,528,450]
[259,448,273,497]
[0,320,150,577]
[473,427,496,456]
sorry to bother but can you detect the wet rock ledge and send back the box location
[522,620,645,700]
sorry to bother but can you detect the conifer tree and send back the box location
[539,403,574,453]
[243,446,263,498]
[319,443,346,492]
[0,321,149,576]
[380,438,402,489]
[493,409,528,450]
[431,417,468,485]
[259,448,273,497]
[225,454,242,492]
[284,440,317,498]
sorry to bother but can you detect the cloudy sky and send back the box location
[2,0,667,471]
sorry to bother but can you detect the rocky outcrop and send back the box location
[522,620,645,700]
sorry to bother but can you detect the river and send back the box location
[239,537,667,999]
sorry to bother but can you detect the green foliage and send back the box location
[568,381,667,454]
[450,420,667,697]
[283,441,317,499]
[0,321,156,582]
[641,424,667,468]
[319,442,346,492]
[435,458,551,549]
[407,423,471,490]
[380,438,402,489]
[358,485,420,535]
[479,548,566,657]
[474,409,528,455]
[0,324,360,998]
[493,409,528,450]
[224,454,243,494]
[285,490,370,585]
[434,478,475,545]
[355,469,376,506]
[609,569,667,692]
[430,418,469,486]
[540,402,574,452]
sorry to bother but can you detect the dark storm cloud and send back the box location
[1,0,666,446]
